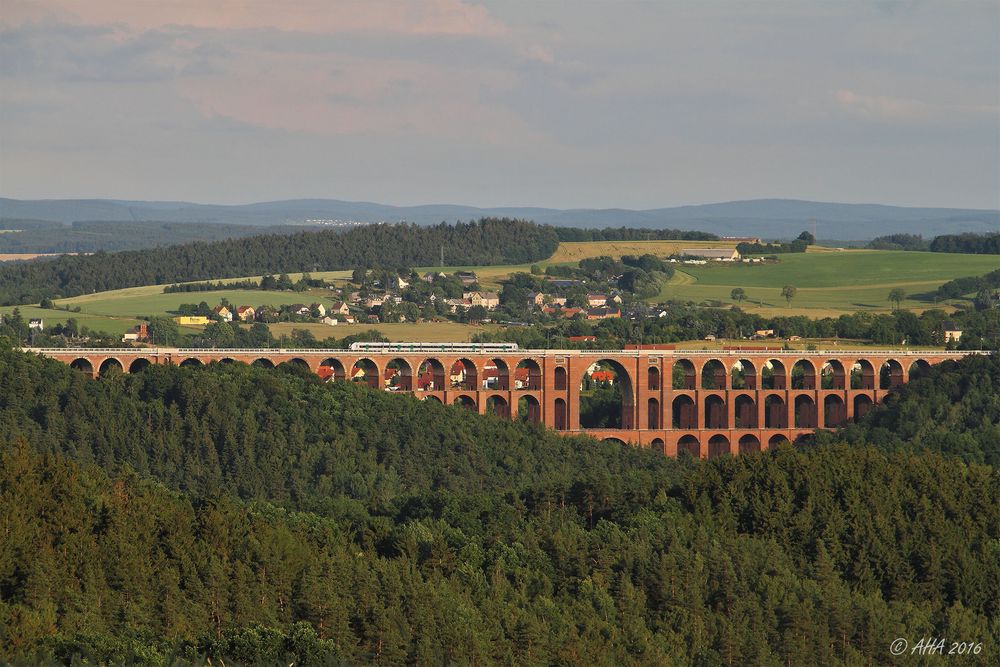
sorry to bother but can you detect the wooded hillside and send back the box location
[1,348,997,664]
[0,219,560,305]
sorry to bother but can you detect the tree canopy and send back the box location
[1,347,998,665]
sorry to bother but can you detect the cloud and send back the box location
[0,22,227,83]
[0,1,996,209]
[836,89,998,123]
[835,89,929,121]
[2,0,508,38]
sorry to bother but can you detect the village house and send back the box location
[465,291,500,310]
[312,303,327,317]
[28,318,44,331]
[942,321,963,343]
[527,292,546,306]
[444,298,472,313]
[587,307,621,320]
[174,316,211,325]
[421,271,447,282]
[363,296,385,309]
[212,305,233,322]
[542,304,584,318]
[121,322,149,342]
[289,304,312,317]
[235,305,256,322]
[753,328,776,338]
[329,301,350,316]
[587,294,608,307]
[590,370,615,383]
[455,271,478,286]
[321,316,338,326]
[682,247,741,261]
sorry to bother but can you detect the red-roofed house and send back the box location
[235,305,256,322]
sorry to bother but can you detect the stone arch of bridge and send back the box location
[677,434,700,458]
[98,357,125,377]
[575,358,635,430]
[128,357,153,373]
[350,358,380,388]
[70,357,94,374]
[730,359,757,390]
[738,434,761,454]
[707,434,730,458]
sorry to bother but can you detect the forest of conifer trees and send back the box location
[1,345,997,665]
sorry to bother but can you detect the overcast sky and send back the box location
[2,1,998,209]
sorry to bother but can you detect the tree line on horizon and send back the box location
[0,219,561,306]
[0,345,997,665]
[867,232,1000,254]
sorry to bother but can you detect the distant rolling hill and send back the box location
[1,196,997,240]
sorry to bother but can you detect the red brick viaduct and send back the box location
[25,346,973,458]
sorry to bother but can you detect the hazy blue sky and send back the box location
[2,1,998,209]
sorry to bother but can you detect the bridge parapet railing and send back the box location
[20,347,983,357]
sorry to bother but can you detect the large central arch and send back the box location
[579,359,635,429]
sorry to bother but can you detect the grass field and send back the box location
[54,288,338,318]
[657,250,1000,315]
[546,240,736,263]
[7,243,998,335]
[0,305,142,336]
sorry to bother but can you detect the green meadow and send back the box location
[4,245,997,333]
[54,289,338,319]
[655,250,1000,316]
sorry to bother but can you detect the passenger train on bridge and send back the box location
[349,341,519,353]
